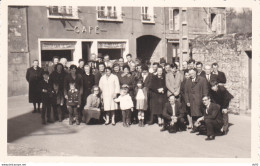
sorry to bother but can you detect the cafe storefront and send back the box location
[38,39,129,67]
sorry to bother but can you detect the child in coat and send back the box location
[114,85,134,127]
[50,83,64,122]
[40,71,52,124]
[135,79,148,127]
[67,82,81,125]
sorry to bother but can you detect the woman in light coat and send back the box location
[99,67,120,125]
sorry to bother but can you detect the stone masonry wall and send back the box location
[191,33,252,114]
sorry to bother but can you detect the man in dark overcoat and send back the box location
[184,68,208,132]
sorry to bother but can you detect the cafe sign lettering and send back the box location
[98,42,126,49]
[41,41,76,50]
[74,25,100,34]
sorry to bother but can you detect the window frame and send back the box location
[141,6,155,24]
[47,6,79,20]
[96,6,123,22]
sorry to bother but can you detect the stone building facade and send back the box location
[8,6,226,96]
[191,33,252,114]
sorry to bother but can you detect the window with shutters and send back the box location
[210,13,217,32]
[169,8,180,31]
[97,6,122,22]
[141,7,155,23]
[47,6,79,19]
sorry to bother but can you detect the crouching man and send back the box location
[161,95,186,133]
[195,96,223,141]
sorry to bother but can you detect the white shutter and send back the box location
[104,6,108,17]
[169,8,173,30]
[217,14,222,34]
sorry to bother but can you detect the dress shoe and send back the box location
[47,119,52,123]
[37,108,41,113]
[76,120,80,125]
[205,136,215,141]
[112,122,116,126]
[32,110,37,113]
[138,120,142,127]
[190,130,197,133]
[160,127,167,132]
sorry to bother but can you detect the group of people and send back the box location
[26,53,233,141]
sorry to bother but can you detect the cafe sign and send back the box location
[41,41,76,50]
[98,42,126,49]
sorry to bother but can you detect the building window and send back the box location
[210,13,223,34]
[47,6,79,19]
[169,8,180,31]
[97,6,122,22]
[141,7,155,23]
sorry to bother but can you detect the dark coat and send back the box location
[198,70,206,79]
[185,76,208,117]
[210,86,234,110]
[76,67,85,76]
[39,79,52,103]
[50,89,64,105]
[118,73,135,97]
[64,74,83,97]
[26,66,44,103]
[203,102,223,125]
[49,69,66,92]
[142,73,153,88]
[212,71,226,84]
[163,101,184,120]
[94,72,104,85]
[82,73,95,100]
[149,75,167,115]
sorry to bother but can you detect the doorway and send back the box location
[82,42,92,62]
[136,35,161,63]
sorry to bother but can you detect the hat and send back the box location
[160,58,166,64]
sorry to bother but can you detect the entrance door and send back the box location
[136,35,161,63]
[82,42,92,62]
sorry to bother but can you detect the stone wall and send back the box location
[191,33,252,114]
[8,7,29,96]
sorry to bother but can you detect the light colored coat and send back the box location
[99,74,120,111]
[166,71,183,97]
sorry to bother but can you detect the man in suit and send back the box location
[205,65,218,94]
[187,59,195,70]
[76,59,85,76]
[47,56,59,75]
[124,54,135,68]
[103,54,113,67]
[195,95,223,141]
[161,95,186,133]
[210,81,234,135]
[184,68,208,132]
[166,63,183,99]
[212,62,226,85]
[196,61,206,78]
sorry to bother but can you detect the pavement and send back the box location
[7,95,251,157]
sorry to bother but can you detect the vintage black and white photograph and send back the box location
[3,0,257,161]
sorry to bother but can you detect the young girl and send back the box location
[114,85,134,127]
[67,82,81,125]
[135,80,148,127]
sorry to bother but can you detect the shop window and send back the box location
[97,6,122,22]
[141,6,155,23]
[169,8,180,31]
[47,6,79,19]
